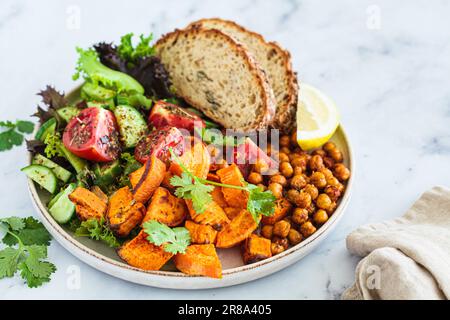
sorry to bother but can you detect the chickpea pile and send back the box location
[248,131,351,256]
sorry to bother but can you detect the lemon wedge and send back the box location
[296,83,340,150]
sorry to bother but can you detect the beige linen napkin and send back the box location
[342,186,450,300]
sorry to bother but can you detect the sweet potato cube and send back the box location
[186,199,230,231]
[174,244,222,278]
[69,187,107,221]
[90,186,108,204]
[216,164,248,209]
[261,198,292,225]
[117,230,173,271]
[242,234,272,264]
[143,187,188,227]
[185,220,217,244]
[223,207,241,220]
[216,210,259,248]
[130,155,166,204]
[106,187,145,237]
[169,141,210,180]
[211,186,228,208]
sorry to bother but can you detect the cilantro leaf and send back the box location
[0,217,25,231]
[143,220,191,254]
[24,245,56,278]
[170,172,214,213]
[18,261,52,288]
[0,120,35,152]
[2,217,51,246]
[16,121,35,134]
[74,218,120,248]
[246,184,276,221]
[0,247,22,278]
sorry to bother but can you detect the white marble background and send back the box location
[1,0,449,299]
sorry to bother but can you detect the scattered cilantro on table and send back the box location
[143,220,190,254]
[0,120,35,151]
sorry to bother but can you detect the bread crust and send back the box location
[187,18,299,133]
[154,27,276,132]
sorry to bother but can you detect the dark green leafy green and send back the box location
[0,120,35,151]
[74,218,120,248]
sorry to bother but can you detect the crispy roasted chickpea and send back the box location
[329,148,343,163]
[295,191,312,208]
[278,152,290,163]
[271,242,285,255]
[257,183,267,191]
[261,225,274,239]
[333,163,350,181]
[272,236,289,249]
[268,183,283,199]
[280,146,291,155]
[313,209,329,225]
[312,149,327,157]
[303,184,319,200]
[273,220,291,238]
[310,172,327,189]
[319,167,334,180]
[291,155,308,170]
[322,156,335,169]
[286,189,300,204]
[248,172,263,185]
[324,185,341,202]
[270,174,287,187]
[280,135,291,147]
[292,208,309,225]
[253,159,270,174]
[326,176,340,188]
[288,152,300,162]
[290,131,297,146]
[300,221,317,238]
[326,202,337,214]
[288,229,303,245]
[293,166,303,176]
[290,174,308,190]
[306,203,316,215]
[316,193,332,210]
[323,141,336,153]
[280,161,294,178]
[309,155,324,171]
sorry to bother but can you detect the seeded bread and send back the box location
[187,18,299,133]
[154,27,276,132]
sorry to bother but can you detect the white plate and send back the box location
[26,87,354,289]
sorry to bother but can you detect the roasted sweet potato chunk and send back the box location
[186,199,230,231]
[117,230,173,271]
[211,186,228,208]
[261,198,292,225]
[223,207,241,220]
[130,155,166,204]
[174,244,222,278]
[216,210,258,248]
[106,187,145,237]
[143,187,188,226]
[185,220,217,244]
[242,234,272,264]
[69,187,107,221]
[169,141,210,180]
[90,186,108,204]
[216,164,248,209]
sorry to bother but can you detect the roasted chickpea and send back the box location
[288,152,300,161]
[313,209,329,225]
[290,131,297,146]
[272,236,289,249]
[293,166,303,176]
[273,220,291,238]
[306,203,316,215]
[324,185,341,202]
[253,159,269,174]
[319,167,334,179]
[312,149,327,157]
[268,183,283,199]
[248,172,263,185]
[270,174,287,187]
[333,163,350,181]
[295,191,312,208]
[261,225,273,239]
[326,202,337,214]
[292,208,309,225]
[286,189,300,204]
[322,156,335,169]
[310,172,327,189]
[323,141,336,153]
[309,155,324,171]
[278,152,290,163]
[303,184,319,200]
[290,174,308,190]
[326,176,340,188]
[280,135,291,147]
[257,183,267,191]
[291,155,308,170]
[300,221,317,238]
[288,229,303,245]
[280,161,294,178]
[329,148,343,163]
[316,193,332,210]
[280,146,291,155]
[271,242,285,255]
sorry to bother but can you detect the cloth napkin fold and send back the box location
[342,186,450,300]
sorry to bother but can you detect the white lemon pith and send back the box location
[296,84,340,150]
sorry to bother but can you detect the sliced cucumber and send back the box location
[48,188,65,208]
[114,105,147,149]
[35,118,57,141]
[93,160,122,187]
[33,154,72,183]
[56,106,80,123]
[21,165,58,194]
[58,144,87,174]
[81,82,116,102]
[48,183,77,224]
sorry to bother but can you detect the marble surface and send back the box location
[1,0,449,299]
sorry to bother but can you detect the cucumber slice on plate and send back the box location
[56,106,80,123]
[21,164,58,194]
[48,183,77,224]
[33,154,72,182]
[114,105,147,149]
[93,160,122,187]
[58,144,87,174]
[35,118,56,141]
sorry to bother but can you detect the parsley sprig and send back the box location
[143,220,190,254]
[0,120,34,152]
[169,149,276,221]
[0,217,56,288]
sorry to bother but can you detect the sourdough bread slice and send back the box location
[154,27,276,132]
[187,18,299,133]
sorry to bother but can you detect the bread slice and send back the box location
[154,27,276,132]
[187,18,299,133]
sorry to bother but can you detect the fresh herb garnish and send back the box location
[74,217,120,248]
[43,132,63,158]
[168,149,276,221]
[0,120,34,151]
[0,217,56,288]
[142,220,190,254]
